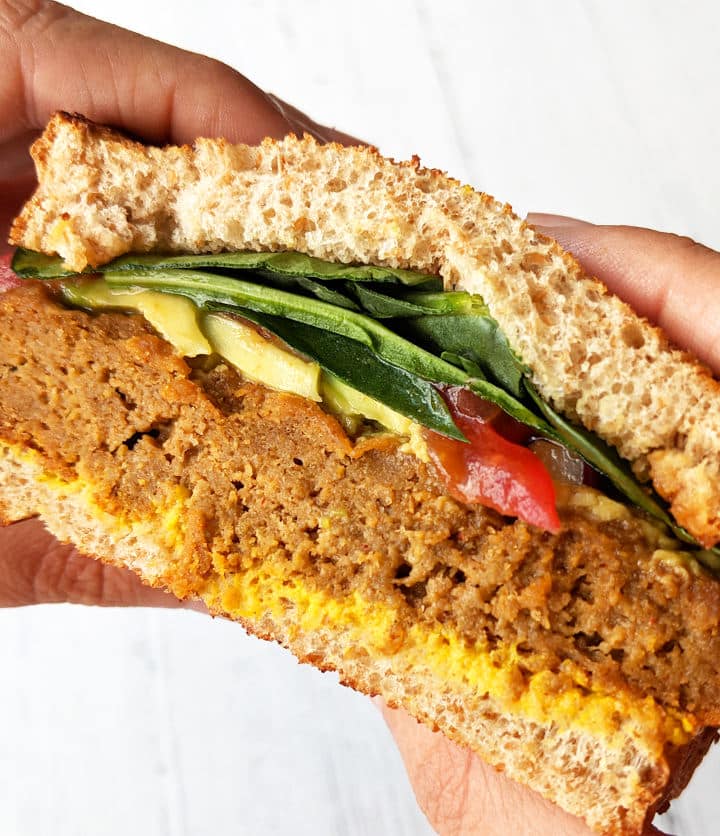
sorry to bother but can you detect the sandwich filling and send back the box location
[10,247,719,567]
[2,283,720,746]
[6,114,720,834]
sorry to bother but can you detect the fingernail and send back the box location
[264,91,289,118]
[263,92,303,134]
[264,91,330,142]
[526,213,594,233]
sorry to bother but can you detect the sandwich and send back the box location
[2,111,720,835]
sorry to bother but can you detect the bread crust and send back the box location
[10,112,720,546]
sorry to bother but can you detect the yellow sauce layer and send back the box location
[5,443,697,754]
[204,561,696,755]
[9,446,190,573]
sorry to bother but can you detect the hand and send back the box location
[1,5,714,831]
[379,216,720,836]
[0,0,353,607]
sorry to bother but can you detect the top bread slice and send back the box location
[10,111,720,546]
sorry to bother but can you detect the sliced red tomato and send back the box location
[425,385,561,533]
[0,252,22,293]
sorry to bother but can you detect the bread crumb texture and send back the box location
[11,113,720,546]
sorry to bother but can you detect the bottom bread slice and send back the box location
[1,445,716,836]
[1,284,719,835]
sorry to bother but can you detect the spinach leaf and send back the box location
[349,286,477,319]
[262,274,360,310]
[471,379,562,438]
[441,351,487,380]
[523,380,720,553]
[12,247,442,287]
[400,290,478,314]
[12,248,85,278]
[103,268,470,388]
[400,313,527,397]
[349,285,437,318]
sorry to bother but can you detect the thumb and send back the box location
[377,699,672,836]
[526,214,720,375]
[0,518,196,608]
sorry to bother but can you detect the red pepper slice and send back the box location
[425,385,561,532]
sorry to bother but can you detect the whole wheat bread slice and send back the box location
[0,443,713,836]
[10,112,720,546]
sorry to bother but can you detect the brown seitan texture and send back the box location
[2,282,720,728]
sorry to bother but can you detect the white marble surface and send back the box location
[2,2,720,834]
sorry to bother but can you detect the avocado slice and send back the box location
[203,312,322,403]
[61,280,211,357]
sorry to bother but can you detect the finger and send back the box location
[0,518,204,609]
[0,173,35,256]
[646,826,673,836]
[376,701,597,836]
[2,2,358,150]
[526,214,720,375]
[1,0,290,145]
[0,129,42,246]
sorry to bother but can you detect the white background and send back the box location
[2,2,720,835]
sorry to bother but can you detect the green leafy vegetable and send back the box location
[524,381,720,559]
[348,285,434,318]
[440,351,487,380]
[16,244,719,562]
[102,268,469,388]
[12,247,441,288]
[263,274,361,310]
[349,287,477,319]
[469,379,560,438]
[11,248,83,278]
[402,314,527,397]
[401,290,480,314]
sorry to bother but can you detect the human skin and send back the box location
[1,2,717,833]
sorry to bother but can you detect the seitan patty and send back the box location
[3,283,720,723]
